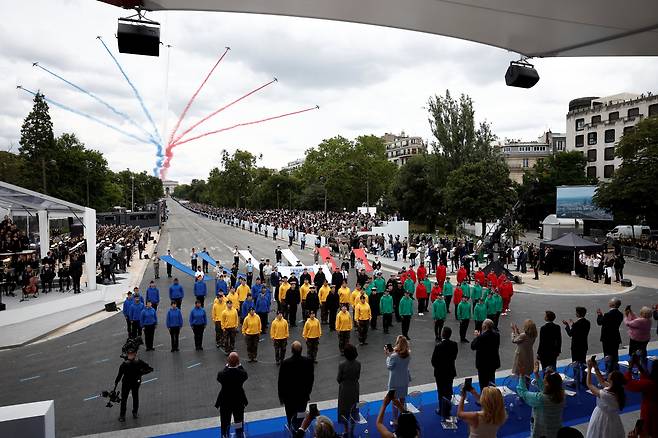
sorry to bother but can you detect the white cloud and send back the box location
[1,0,657,183]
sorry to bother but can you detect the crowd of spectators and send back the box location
[0,215,30,253]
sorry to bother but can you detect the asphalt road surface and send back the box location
[1,200,657,437]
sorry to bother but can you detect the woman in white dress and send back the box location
[585,357,626,438]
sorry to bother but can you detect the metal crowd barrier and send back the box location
[621,245,658,263]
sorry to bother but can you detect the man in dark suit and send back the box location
[215,352,248,438]
[537,310,562,371]
[596,298,623,372]
[278,341,314,430]
[470,319,500,389]
[432,326,458,419]
[563,306,591,385]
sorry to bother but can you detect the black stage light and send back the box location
[117,17,160,57]
[505,61,540,88]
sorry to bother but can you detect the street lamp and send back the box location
[130,173,135,212]
[85,161,90,207]
[41,158,56,194]
[319,176,327,213]
[276,183,280,210]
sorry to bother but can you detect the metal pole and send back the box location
[289,192,292,210]
[324,187,327,213]
[131,176,134,211]
[41,157,47,194]
[366,180,370,210]
[277,190,280,209]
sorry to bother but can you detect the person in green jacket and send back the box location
[373,274,386,294]
[432,295,447,341]
[460,281,471,300]
[485,291,497,322]
[442,278,454,313]
[457,296,472,343]
[492,291,503,328]
[380,288,394,334]
[473,298,487,332]
[422,277,432,298]
[471,283,483,303]
[403,277,415,297]
[399,290,414,340]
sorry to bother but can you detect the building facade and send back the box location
[383,132,427,166]
[282,158,305,172]
[162,179,178,196]
[566,92,658,180]
[501,131,566,183]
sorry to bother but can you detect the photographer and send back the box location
[113,348,152,422]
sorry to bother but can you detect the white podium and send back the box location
[0,400,55,438]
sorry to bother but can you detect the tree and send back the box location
[516,151,594,229]
[0,150,26,185]
[18,92,56,194]
[444,160,516,236]
[427,90,499,170]
[206,149,259,207]
[594,117,658,227]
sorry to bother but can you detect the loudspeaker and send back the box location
[105,302,118,312]
[117,20,160,57]
[620,278,632,287]
[505,62,540,88]
[0,303,6,311]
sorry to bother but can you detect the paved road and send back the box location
[1,200,657,437]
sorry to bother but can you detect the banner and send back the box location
[556,186,612,220]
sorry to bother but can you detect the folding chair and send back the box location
[229,421,246,438]
[406,390,422,414]
[341,401,369,437]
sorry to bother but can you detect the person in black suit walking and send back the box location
[215,352,248,438]
[278,341,315,431]
[563,306,591,385]
[537,310,562,371]
[596,298,623,372]
[470,319,500,389]
[431,327,458,419]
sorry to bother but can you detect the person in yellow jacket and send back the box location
[221,300,239,354]
[226,288,239,313]
[319,280,331,324]
[270,310,289,365]
[278,277,291,315]
[300,279,311,320]
[354,295,372,346]
[338,281,351,310]
[336,304,353,355]
[242,307,262,362]
[303,310,322,363]
[211,293,227,348]
[236,278,250,317]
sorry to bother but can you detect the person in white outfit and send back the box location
[585,357,626,438]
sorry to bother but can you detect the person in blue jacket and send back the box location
[255,287,271,334]
[166,301,183,352]
[241,292,256,320]
[169,278,184,311]
[146,281,160,311]
[140,301,158,351]
[251,277,263,297]
[194,277,208,307]
[132,286,144,304]
[122,291,133,336]
[215,274,228,296]
[129,295,145,338]
[189,300,207,351]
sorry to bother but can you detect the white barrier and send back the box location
[281,248,301,266]
[0,400,54,438]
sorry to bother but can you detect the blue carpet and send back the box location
[155,349,655,438]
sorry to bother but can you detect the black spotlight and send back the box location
[505,60,539,88]
[117,17,160,57]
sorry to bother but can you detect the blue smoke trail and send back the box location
[19,86,156,147]
[35,63,158,145]
[96,37,164,172]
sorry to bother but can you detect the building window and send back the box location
[591,115,601,124]
[604,129,615,143]
[604,147,615,161]
[575,135,584,147]
[623,126,634,136]
[575,118,584,131]
[522,158,529,168]
[587,149,597,162]
[604,165,615,178]
[628,107,640,117]
[609,111,619,121]
[587,132,597,145]
[649,103,658,117]
[587,166,597,178]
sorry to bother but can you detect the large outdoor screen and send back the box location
[556,185,613,220]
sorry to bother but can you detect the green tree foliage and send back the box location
[206,149,259,207]
[18,92,56,193]
[172,179,210,203]
[427,90,500,170]
[444,160,516,236]
[516,151,594,229]
[594,116,658,226]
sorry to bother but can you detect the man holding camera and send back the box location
[113,348,152,422]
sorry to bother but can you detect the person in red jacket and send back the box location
[500,279,514,314]
[452,286,463,319]
[487,272,498,290]
[436,264,447,287]
[624,354,658,438]
[497,274,507,290]
[406,267,417,284]
[456,266,467,284]
[430,281,442,302]
[415,281,428,315]
[399,269,407,285]
[474,269,486,287]
[416,262,427,282]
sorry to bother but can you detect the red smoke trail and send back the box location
[170,79,277,146]
[166,47,230,147]
[160,106,318,171]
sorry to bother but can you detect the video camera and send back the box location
[120,336,143,359]
[101,389,121,408]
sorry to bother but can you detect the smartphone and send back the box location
[634,419,644,433]
[386,389,396,399]
[590,355,596,363]
[464,378,473,391]
[386,343,394,352]
[309,403,319,417]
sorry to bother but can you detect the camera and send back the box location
[101,389,121,408]
[120,336,143,359]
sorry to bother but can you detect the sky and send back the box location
[1,1,658,184]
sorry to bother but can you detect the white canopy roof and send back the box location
[0,181,86,215]
[101,0,658,57]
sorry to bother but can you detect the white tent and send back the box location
[100,0,658,57]
[0,181,97,290]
